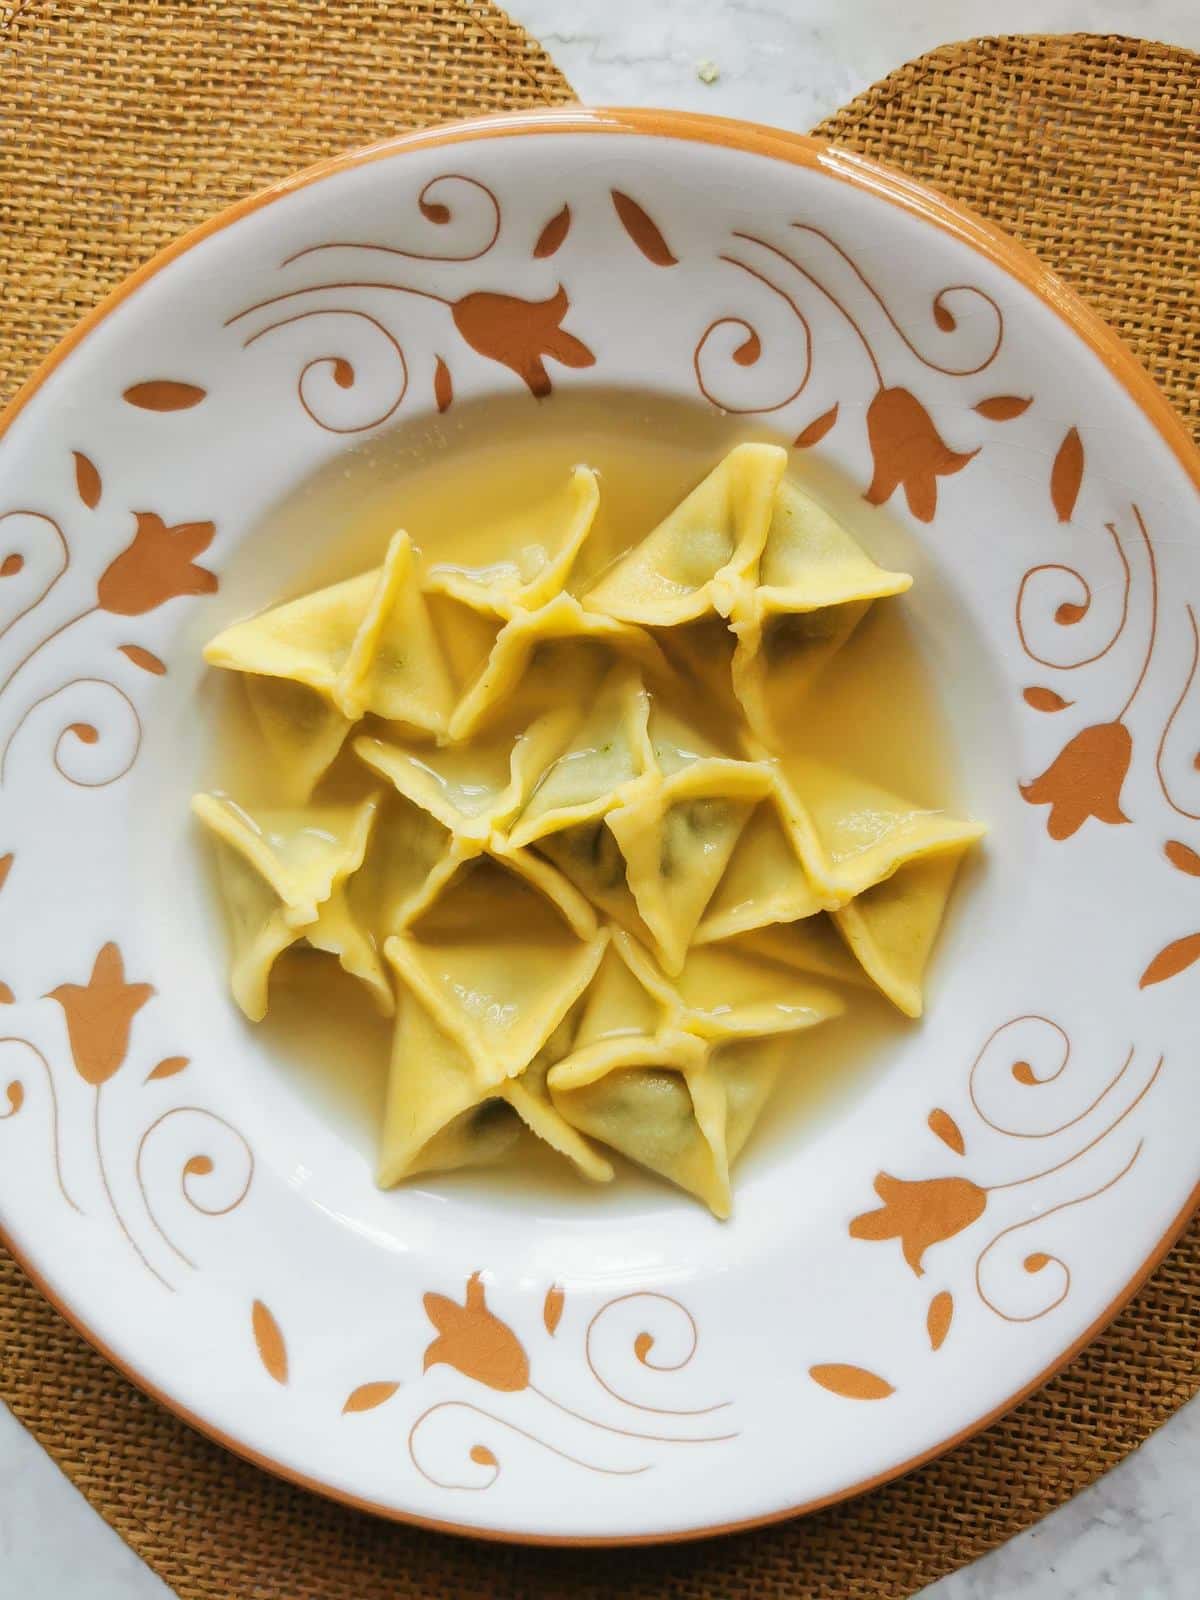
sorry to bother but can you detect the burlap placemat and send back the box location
[2,14,1198,1597]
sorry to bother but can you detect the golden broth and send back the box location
[204,391,961,1196]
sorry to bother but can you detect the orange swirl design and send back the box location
[135,1107,255,1272]
[787,222,1004,377]
[281,174,501,267]
[240,308,410,434]
[584,1291,732,1418]
[968,1016,1137,1140]
[975,1141,1144,1323]
[0,1035,81,1214]
[693,256,813,414]
[1015,522,1131,671]
[407,1401,651,1491]
[1156,604,1200,820]
[0,511,69,647]
[0,676,142,789]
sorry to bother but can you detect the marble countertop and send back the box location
[4,3,1199,1596]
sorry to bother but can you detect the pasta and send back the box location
[195,446,983,1213]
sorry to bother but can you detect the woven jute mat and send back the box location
[2,14,1199,1597]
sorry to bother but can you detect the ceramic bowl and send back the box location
[2,108,1198,1543]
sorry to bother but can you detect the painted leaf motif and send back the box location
[4,1082,22,1114]
[973,395,1032,421]
[123,380,207,411]
[251,1300,288,1385]
[469,1444,498,1467]
[343,1380,400,1415]
[120,644,167,675]
[145,1055,189,1083]
[933,302,955,332]
[0,983,13,1004]
[73,451,102,508]
[434,357,453,414]
[1023,687,1073,713]
[809,1363,894,1400]
[610,190,678,266]
[69,723,98,744]
[1139,933,1200,988]
[795,404,839,448]
[543,1285,565,1337]
[1050,427,1084,522]
[1165,840,1200,877]
[1055,601,1087,625]
[0,854,12,894]
[1024,1252,1052,1273]
[0,555,23,577]
[184,1155,213,1179]
[927,1108,965,1156]
[533,205,571,259]
[927,1291,953,1351]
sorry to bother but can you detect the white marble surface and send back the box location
[4,2,1199,1596]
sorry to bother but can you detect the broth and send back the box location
[202,390,962,1201]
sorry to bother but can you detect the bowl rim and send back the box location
[2,104,1198,1548]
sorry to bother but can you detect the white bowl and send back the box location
[1,108,1198,1544]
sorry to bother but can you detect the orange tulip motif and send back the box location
[1020,720,1132,841]
[47,942,154,1086]
[451,286,594,399]
[422,1271,531,1392]
[864,387,978,524]
[97,512,218,616]
[849,1172,988,1276]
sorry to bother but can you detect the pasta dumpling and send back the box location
[355,701,577,847]
[205,530,455,736]
[614,930,845,1040]
[605,759,770,973]
[506,662,653,847]
[753,478,912,613]
[344,794,464,942]
[544,935,842,1214]
[694,792,822,945]
[424,464,600,616]
[547,937,839,1216]
[583,443,786,624]
[196,446,984,1214]
[775,756,986,904]
[384,857,607,1080]
[532,819,653,945]
[242,674,351,804]
[448,592,663,742]
[832,848,970,1018]
[731,917,868,988]
[192,791,383,1019]
[379,985,612,1186]
[728,480,911,744]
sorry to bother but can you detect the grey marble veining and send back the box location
[4,3,1199,1595]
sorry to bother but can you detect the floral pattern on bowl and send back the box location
[1,108,1198,1544]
